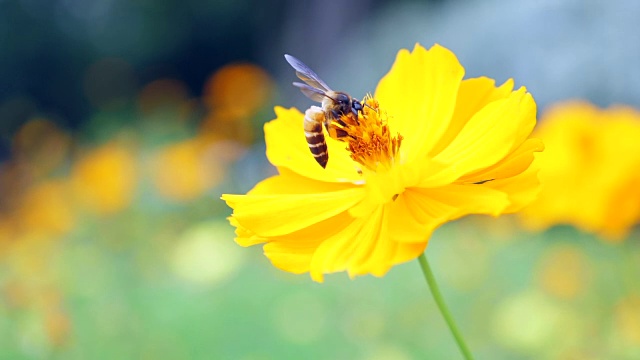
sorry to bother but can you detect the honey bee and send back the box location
[284,54,364,168]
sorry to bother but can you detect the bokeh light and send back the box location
[70,141,137,215]
[170,220,245,286]
[150,138,224,202]
[15,180,75,237]
[536,244,590,300]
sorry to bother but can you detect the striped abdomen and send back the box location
[304,106,329,168]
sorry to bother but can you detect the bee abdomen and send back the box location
[304,106,329,168]
[305,127,328,168]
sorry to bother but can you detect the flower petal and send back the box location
[424,87,536,186]
[458,138,544,183]
[392,242,428,264]
[346,207,397,278]
[302,198,428,282]
[429,77,514,157]
[309,206,398,281]
[387,185,510,243]
[374,44,465,164]
[265,107,361,183]
[222,187,365,237]
[308,212,373,282]
[264,241,316,274]
[423,184,511,218]
[228,216,266,247]
[386,190,444,243]
[249,167,355,195]
[485,153,543,213]
[263,212,354,275]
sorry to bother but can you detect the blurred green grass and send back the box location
[2,206,639,359]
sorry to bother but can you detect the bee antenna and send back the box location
[360,101,378,113]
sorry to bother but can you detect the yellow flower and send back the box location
[150,137,225,202]
[200,63,274,144]
[202,63,273,118]
[520,101,640,240]
[222,44,543,282]
[16,179,75,237]
[71,141,137,215]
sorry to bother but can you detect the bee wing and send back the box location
[292,82,326,102]
[284,54,333,93]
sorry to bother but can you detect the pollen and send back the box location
[336,96,402,171]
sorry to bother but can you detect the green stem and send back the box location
[418,253,474,360]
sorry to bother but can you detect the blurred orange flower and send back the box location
[201,109,255,144]
[15,180,75,237]
[150,138,224,202]
[70,141,137,215]
[203,63,273,116]
[521,101,640,240]
[201,63,274,144]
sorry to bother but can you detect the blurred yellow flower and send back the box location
[223,44,543,282]
[201,63,273,144]
[203,63,273,118]
[520,101,640,240]
[16,180,75,237]
[200,108,255,144]
[151,138,224,202]
[71,141,137,215]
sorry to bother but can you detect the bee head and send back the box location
[334,93,352,114]
[351,99,363,117]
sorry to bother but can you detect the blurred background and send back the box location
[1,0,640,359]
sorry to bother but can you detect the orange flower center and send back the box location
[336,97,403,172]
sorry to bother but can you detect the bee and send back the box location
[284,54,365,168]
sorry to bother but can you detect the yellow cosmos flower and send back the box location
[520,101,640,240]
[222,44,543,282]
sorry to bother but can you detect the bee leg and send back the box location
[325,120,350,141]
[330,110,353,129]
